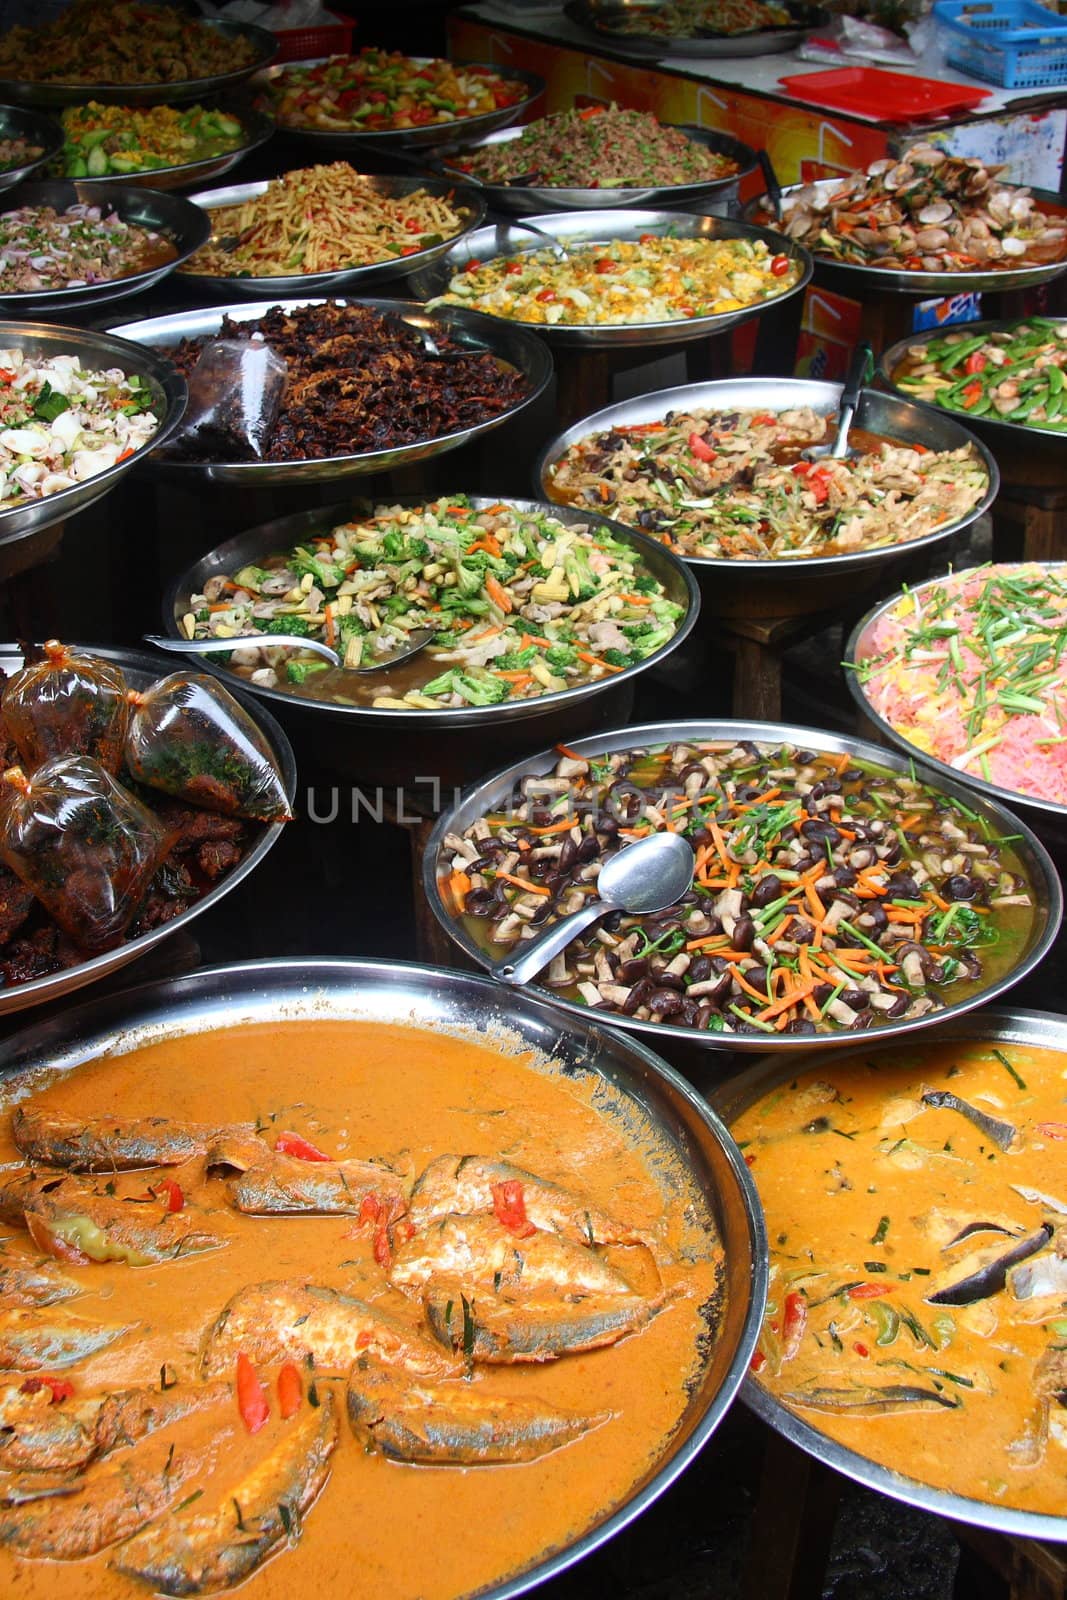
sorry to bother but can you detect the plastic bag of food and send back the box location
[0,756,172,952]
[125,672,292,822]
[1,640,130,773]
[168,339,287,462]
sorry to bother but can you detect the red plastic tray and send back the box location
[777,66,991,121]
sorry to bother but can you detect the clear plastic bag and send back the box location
[168,339,287,462]
[1,641,129,773]
[0,756,172,952]
[125,673,292,823]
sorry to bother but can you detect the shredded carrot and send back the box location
[522,633,553,649]
[732,787,781,810]
[731,967,773,1004]
[555,743,585,761]
[467,533,502,558]
[493,670,532,685]
[494,872,550,897]
[755,981,817,1024]
[484,574,513,614]
[528,818,576,836]
[449,869,472,905]
[576,650,623,672]
[323,603,336,649]
[897,813,922,832]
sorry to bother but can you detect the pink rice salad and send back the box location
[855,562,1067,805]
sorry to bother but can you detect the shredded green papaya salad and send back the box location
[892,319,1067,432]
[180,496,686,709]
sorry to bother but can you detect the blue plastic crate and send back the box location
[934,0,1067,87]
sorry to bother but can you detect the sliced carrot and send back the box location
[485,574,513,614]
[495,872,550,897]
[755,981,817,1024]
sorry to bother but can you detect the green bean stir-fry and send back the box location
[892,319,1067,431]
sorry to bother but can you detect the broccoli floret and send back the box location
[544,643,578,670]
[381,529,430,562]
[601,648,634,668]
[261,615,314,637]
[495,646,538,671]
[285,659,330,685]
[290,547,342,589]
[563,546,598,602]
[631,626,673,656]
[621,620,657,640]
[233,564,271,590]
[632,574,659,595]
[453,672,509,707]
[439,592,489,615]
[422,669,459,698]
[336,614,367,646]
[195,608,211,623]
[455,561,485,598]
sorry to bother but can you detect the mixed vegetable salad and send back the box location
[57,103,247,180]
[266,50,527,135]
[892,320,1067,432]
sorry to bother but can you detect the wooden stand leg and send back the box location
[743,1431,842,1600]
[953,1523,1067,1600]
[732,631,782,720]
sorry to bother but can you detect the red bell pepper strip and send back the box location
[781,1291,807,1361]
[688,431,716,463]
[848,1282,890,1300]
[20,1375,74,1403]
[274,1131,330,1162]
[277,1362,303,1420]
[157,1178,184,1213]
[963,352,987,374]
[491,1179,537,1239]
[236,1353,269,1434]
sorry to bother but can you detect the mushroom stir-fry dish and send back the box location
[180,497,685,709]
[736,1035,1067,1516]
[762,145,1067,274]
[546,406,989,561]
[892,319,1067,432]
[0,203,176,295]
[440,740,1036,1035]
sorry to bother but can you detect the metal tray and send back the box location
[0,19,278,108]
[564,0,827,57]
[108,296,552,487]
[61,99,276,194]
[0,952,766,1594]
[845,563,1067,834]
[0,322,186,550]
[0,179,210,314]
[423,717,1062,1055]
[409,209,813,350]
[0,645,294,1017]
[179,174,486,298]
[744,180,1067,296]
[257,57,544,152]
[536,377,999,616]
[431,123,757,217]
[0,102,63,193]
[713,1005,1067,1543]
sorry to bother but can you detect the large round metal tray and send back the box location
[564,0,827,57]
[0,645,294,1018]
[431,123,758,217]
[0,102,63,193]
[409,210,813,350]
[713,1004,1067,1543]
[0,178,210,314]
[0,952,766,1594]
[179,173,487,298]
[744,180,1067,296]
[257,57,544,152]
[845,563,1067,838]
[423,717,1062,1056]
[0,322,186,550]
[536,377,999,618]
[107,297,553,487]
[0,19,278,109]
[59,99,276,194]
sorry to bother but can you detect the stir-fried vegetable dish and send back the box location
[0,138,41,174]
[448,106,737,190]
[0,0,262,87]
[266,50,527,134]
[57,103,246,180]
[590,0,793,38]
[433,234,800,328]
[0,349,159,509]
[179,496,685,710]
[761,145,1067,274]
[0,203,176,295]
[440,738,1036,1035]
[854,564,1067,806]
[0,1014,719,1596]
[546,406,989,561]
[892,319,1067,433]
[736,1035,1067,1516]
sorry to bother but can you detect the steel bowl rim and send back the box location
[107,295,554,484]
[0,950,769,1597]
[0,643,295,1017]
[162,492,701,725]
[0,102,65,188]
[177,173,488,296]
[422,716,1063,1052]
[845,560,1067,822]
[535,374,1000,575]
[714,1002,1067,1542]
[61,99,276,191]
[877,315,1067,448]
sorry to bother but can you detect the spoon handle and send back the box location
[143,633,341,666]
[488,898,607,987]
[829,341,873,460]
[758,150,783,223]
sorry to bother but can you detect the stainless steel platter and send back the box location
[423,717,1062,1055]
[179,174,486,298]
[564,0,827,57]
[256,57,544,152]
[713,1005,1067,1544]
[62,99,275,193]
[0,19,278,108]
[0,953,767,1594]
[431,123,757,217]
[108,297,553,487]
[0,102,63,193]
[536,377,999,618]
[744,180,1067,296]
[0,322,186,549]
[409,210,813,351]
[845,563,1067,835]
[0,645,294,1017]
[0,178,210,314]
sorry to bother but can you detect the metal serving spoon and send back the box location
[144,629,436,674]
[758,149,783,223]
[803,341,874,463]
[488,831,695,987]
[494,218,571,261]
